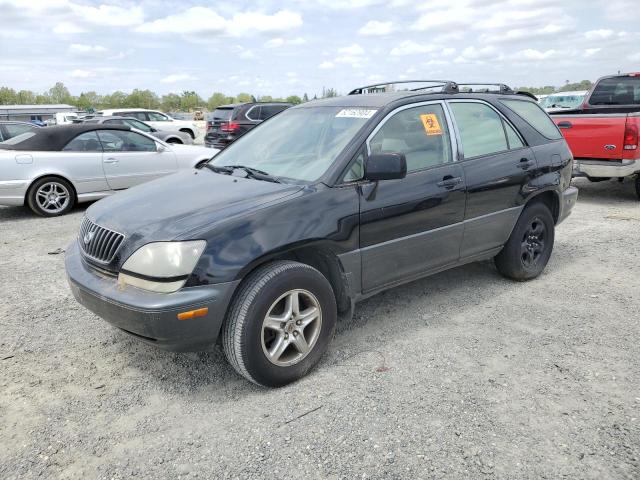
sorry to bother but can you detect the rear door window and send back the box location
[259,105,286,120]
[449,102,508,158]
[588,76,640,106]
[500,99,562,140]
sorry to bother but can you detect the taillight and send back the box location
[220,121,239,133]
[624,123,638,150]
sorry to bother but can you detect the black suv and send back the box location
[204,102,291,149]
[66,80,578,387]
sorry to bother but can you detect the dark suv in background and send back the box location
[205,102,291,149]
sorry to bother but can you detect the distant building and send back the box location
[0,104,76,123]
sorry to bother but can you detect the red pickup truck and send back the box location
[550,73,640,199]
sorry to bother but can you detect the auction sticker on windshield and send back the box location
[420,114,443,135]
[336,108,377,119]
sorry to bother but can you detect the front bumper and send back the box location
[0,180,28,206]
[573,159,640,178]
[65,241,240,352]
[557,186,578,225]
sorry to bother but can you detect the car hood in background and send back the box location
[168,144,217,156]
[86,169,302,246]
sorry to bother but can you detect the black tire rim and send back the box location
[521,217,546,268]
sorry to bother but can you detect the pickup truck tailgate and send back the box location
[553,115,626,159]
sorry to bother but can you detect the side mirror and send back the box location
[156,143,167,152]
[364,152,407,181]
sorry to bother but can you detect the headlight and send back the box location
[118,241,206,293]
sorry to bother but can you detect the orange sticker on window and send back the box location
[420,114,443,136]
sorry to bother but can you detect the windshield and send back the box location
[211,106,375,182]
[540,93,585,109]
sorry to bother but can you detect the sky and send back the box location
[1,0,639,99]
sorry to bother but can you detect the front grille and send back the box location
[78,217,125,264]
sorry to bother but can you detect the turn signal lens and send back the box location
[177,307,209,321]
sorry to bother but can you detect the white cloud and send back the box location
[70,69,94,78]
[265,38,285,48]
[53,21,85,35]
[136,8,302,37]
[68,44,107,56]
[584,48,601,57]
[390,40,435,56]
[585,29,614,40]
[518,48,557,60]
[70,4,144,27]
[160,73,196,84]
[318,61,335,69]
[358,20,394,36]
[338,44,365,56]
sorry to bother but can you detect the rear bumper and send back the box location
[0,180,28,206]
[557,186,578,225]
[65,241,240,352]
[573,159,640,178]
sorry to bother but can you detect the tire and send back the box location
[494,202,555,281]
[166,138,182,144]
[27,176,75,217]
[586,176,611,182]
[635,175,640,200]
[222,261,337,387]
[179,129,195,139]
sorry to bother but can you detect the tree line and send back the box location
[0,82,340,112]
[517,80,593,96]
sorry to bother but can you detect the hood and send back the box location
[86,169,302,246]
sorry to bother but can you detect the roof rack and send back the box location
[456,83,513,94]
[348,80,459,95]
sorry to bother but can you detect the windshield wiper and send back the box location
[226,165,282,183]
[202,164,233,174]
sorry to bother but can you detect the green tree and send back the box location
[559,80,592,92]
[103,91,127,108]
[125,89,159,109]
[16,90,36,104]
[76,91,102,110]
[161,93,182,112]
[48,82,73,104]
[258,95,273,102]
[286,95,302,105]
[235,92,253,103]
[180,90,204,111]
[207,92,231,110]
[0,87,18,104]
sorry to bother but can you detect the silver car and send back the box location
[78,116,194,144]
[0,124,218,216]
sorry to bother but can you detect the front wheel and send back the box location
[27,176,75,217]
[222,261,337,387]
[494,202,555,281]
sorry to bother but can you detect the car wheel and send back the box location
[494,202,555,281]
[222,261,337,387]
[27,176,75,217]
[166,138,182,144]
[179,129,195,139]
[635,175,640,200]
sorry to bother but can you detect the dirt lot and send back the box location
[1,177,638,479]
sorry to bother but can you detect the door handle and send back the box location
[518,158,534,170]
[103,157,119,164]
[557,121,572,129]
[437,176,462,189]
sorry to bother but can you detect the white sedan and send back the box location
[0,124,218,216]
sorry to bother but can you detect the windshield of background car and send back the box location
[211,106,376,182]
[589,76,640,106]
[540,94,585,109]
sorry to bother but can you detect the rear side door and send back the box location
[96,130,178,190]
[358,102,466,292]
[446,100,534,258]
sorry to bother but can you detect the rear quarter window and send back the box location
[500,99,562,140]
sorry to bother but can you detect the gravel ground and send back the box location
[1,177,639,479]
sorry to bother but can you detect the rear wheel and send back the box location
[222,261,337,387]
[494,202,555,281]
[27,176,75,217]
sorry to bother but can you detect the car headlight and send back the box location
[118,241,206,293]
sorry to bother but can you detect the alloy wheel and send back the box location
[35,182,70,214]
